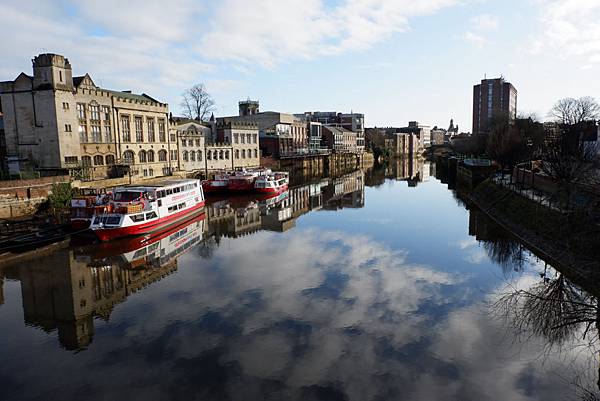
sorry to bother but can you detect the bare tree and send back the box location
[180,83,216,122]
[550,97,600,125]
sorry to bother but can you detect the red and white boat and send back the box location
[89,179,205,241]
[228,168,271,192]
[254,172,289,194]
[70,188,112,230]
[202,172,231,193]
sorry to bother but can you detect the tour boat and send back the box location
[89,179,205,241]
[70,188,111,230]
[228,168,271,192]
[254,172,289,194]
[202,172,231,193]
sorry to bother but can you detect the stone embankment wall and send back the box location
[0,176,70,218]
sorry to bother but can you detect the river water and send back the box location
[0,161,598,401]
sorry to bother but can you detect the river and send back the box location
[0,161,598,401]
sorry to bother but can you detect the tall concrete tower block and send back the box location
[239,99,259,116]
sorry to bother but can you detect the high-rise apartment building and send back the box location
[472,77,517,135]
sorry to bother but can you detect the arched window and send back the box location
[147,150,155,162]
[123,150,135,164]
[197,150,202,161]
[219,150,224,160]
[213,150,218,160]
[235,149,239,159]
[183,151,189,161]
[207,150,212,160]
[138,150,147,163]
[242,149,246,158]
[158,149,167,161]
[225,150,229,159]
[82,156,92,166]
[190,151,196,161]
[106,154,116,165]
[254,149,258,158]
[94,155,104,165]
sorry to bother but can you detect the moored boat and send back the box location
[89,179,205,241]
[202,172,231,193]
[228,168,271,192]
[70,188,111,230]
[254,172,289,194]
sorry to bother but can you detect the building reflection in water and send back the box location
[2,169,365,351]
[3,212,207,350]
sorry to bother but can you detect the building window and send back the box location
[170,133,176,142]
[225,150,229,159]
[158,150,167,161]
[170,150,177,161]
[147,118,155,142]
[64,156,78,164]
[158,119,166,142]
[123,150,135,164]
[196,139,201,147]
[242,149,246,158]
[102,106,110,121]
[90,105,100,121]
[241,134,245,144]
[106,154,115,165]
[94,155,104,165]
[135,116,143,142]
[62,102,69,110]
[82,156,92,166]
[138,150,147,162]
[253,134,257,143]
[197,150,202,161]
[183,151,189,161]
[59,70,63,82]
[121,116,131,142]
[149,168,154,176]
[213,150,218,160]
[190,151,196,162]
[234,133,239,143]
[254,149,258,158]
[79,125,88,142]
[77,103,86,120]
[235,149,239,159]
[104,126,112,143]
[91,125,101,142]
[181,139,186,147]
[65,124,72,132]
[247,134,252,143]
[147,150,155,162]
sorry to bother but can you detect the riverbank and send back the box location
[461,179,600,291]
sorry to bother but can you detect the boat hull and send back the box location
[202,180,229,193]
[92,201,205,241]
[228,179,255,192]
[254,184,289,194]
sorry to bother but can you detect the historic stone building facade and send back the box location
[0,53,174,179]
[215,118,260,169]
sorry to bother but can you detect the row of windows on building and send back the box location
[120,115,167,143]
[181,138,203,147]
[233,133,258,144]
[182,148,258,163]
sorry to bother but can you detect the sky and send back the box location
[1,0,600,131]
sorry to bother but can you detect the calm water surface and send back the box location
[0,162,598,401]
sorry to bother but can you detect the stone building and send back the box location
[0,53,174,179]
[303,111,365,152]
[169,120,210,173]
[215,118,260,169]
[322,125,357,153]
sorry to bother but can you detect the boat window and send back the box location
[130,214,145,222]
[168,205,177,212]
[114,191,141,202]
[167,189,172,195]
[146,211,158,219]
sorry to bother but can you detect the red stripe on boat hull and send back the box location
[254,184,289,194]
[92,201,205,241]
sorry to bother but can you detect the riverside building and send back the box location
[0,53,174,179]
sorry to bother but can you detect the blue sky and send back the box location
[1,0,600,130]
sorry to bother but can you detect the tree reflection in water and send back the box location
[494,271,600,399]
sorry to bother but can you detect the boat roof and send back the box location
[115,179,199,191]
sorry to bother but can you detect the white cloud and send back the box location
[471,13,499,31]
[532,0,600,64]
[201,0,459,67]
[463,30,488,47]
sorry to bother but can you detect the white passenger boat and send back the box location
[89,179,205,241]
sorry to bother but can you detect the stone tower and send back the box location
[32,53,74,91]
[239,99,259,116]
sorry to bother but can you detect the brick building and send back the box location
[472,77,517,135]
